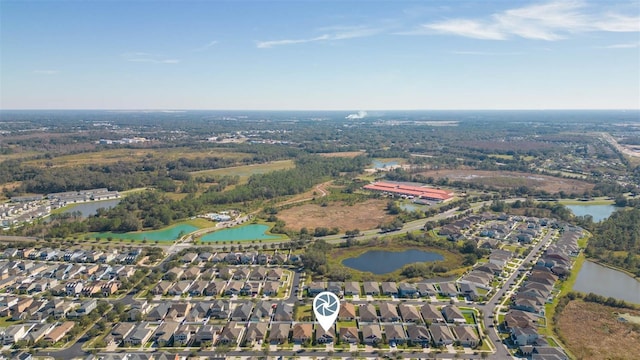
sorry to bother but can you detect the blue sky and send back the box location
[1,0,639,110]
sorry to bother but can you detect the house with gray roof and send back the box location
[379,302,400,322]
[359,303,378,322]
[429,324,454,346]
[406,324,430,347]
[384,324,407,345]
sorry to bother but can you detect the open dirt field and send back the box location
[557,300,640,360]
[417,169,594,194]
[23,147,250,168]
[277,199,395,232]
[191,160,295,181]
[319,151,365,158]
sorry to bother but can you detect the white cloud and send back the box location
[33,70,60,75]
[602,42,640,48]
[121,52,180,64]
[417,0,640,41]
[193,40,218,52]
[257,25,381,48]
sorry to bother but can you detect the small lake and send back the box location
[94,224,198,242]
[342,249,444,274]
[61,199,120,218]
[371,160,399,169]
[400,203,427,212]
[573,260,640,304]
[566,204,617,222]
[201,224,280,242]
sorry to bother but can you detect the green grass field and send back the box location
[190,160,295,183]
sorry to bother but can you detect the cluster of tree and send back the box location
[585,208,640,276]
[301,239,331,274]
[197,155,368,206]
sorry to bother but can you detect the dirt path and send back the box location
[275,181,331,207]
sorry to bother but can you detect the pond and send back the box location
[94,224,199,242]
[371,159,399,169]
[342,249,444,274]
[399,202,427,212]
[573,260,640,304]
[61,199,121,218]
[566,204,617,222]
[201,224,280,242]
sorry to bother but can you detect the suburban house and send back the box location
[363,281,380,296]
[339,327,359,344]
[315,325,335,344]
[452,325,479,347]
[291,323,312,344]
[430,324,455,346]
[442,305,466,324]
[216,322,243,345]
[269,323,291,345]
[379,302,400,322]
[398,283,418,298]
[406,324,431,347]
[123,323,153,347]
[244,322,268,346]
[44,321,75,344]
[381,282,398,296]
[361,324,383,345]
[421,304,444,323]
[399,303,422,323]
[338,302,356,321]
[344,281,360,296]
[359,304,378,323]
[384,324,408,345]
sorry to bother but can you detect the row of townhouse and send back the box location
[105,319,480,349]
[501,225,579,360]
[1,247,142,265]
[458,249,514,296]
[0,320,76,346]
[163,265,284,282]
[306,280,441,298]
[0,296,97,322]
[137,300,294,323]
[338,302,470,325]
[217,321,480,348]
[177,250,300,266]
[0,260,129,296]
[152,278,281,297]
[179,250,297,266]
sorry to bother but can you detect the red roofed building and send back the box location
[364,182,453,202]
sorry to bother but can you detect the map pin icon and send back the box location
[313,291,340,332]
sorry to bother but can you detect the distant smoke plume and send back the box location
[345,111,368,120]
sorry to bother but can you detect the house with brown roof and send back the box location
[291,323,313,344]
[338,302,356,321]
[316,325,335,344]
[44,321,74,344]
[216,322,243,345]
[269,323,291,345]
[339,326,359,344]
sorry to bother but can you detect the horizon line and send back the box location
[1,108,639,112]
